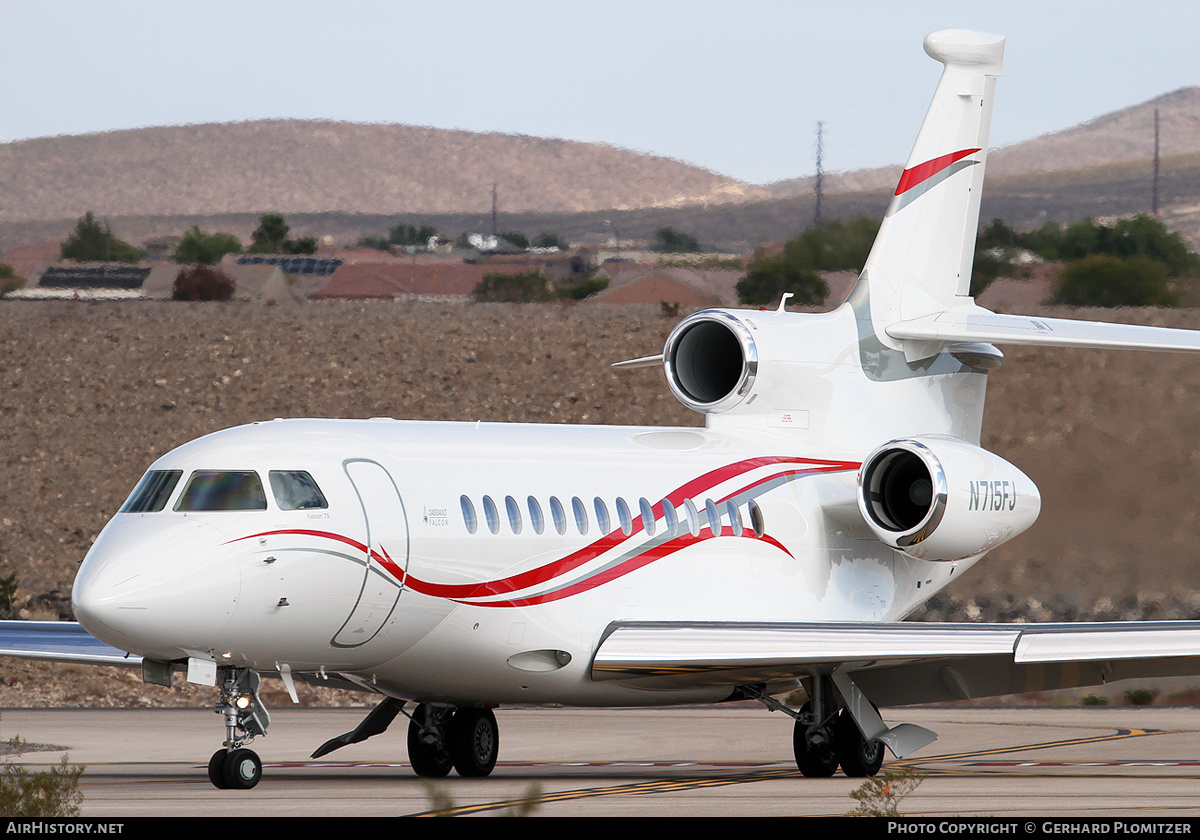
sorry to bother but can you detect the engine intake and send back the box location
[663,311,758,414]
[858,436,1040,561]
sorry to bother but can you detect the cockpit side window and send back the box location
[175,471,268,512]
[120,470,183,513]
[269,471,329,510]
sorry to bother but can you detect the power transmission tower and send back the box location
[813,121,824,228]
[1153,108,1160,217]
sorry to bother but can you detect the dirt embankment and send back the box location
[4,299,1200,705]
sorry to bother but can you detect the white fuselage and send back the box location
[72,303,991,708]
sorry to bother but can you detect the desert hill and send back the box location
[0,120,769,223]
[1,89,1200,254]
[765,87,1200,196]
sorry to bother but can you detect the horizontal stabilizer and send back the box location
[0,620,140,666]
[887,308,1200,355]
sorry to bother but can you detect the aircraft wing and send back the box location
[0,620,141,667]
[591,620,1200,705]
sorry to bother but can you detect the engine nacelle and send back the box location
[857,436,1041,562]
[663,310,759,414]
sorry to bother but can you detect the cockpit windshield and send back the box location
[269,470,328,510]
[120,470,183,513]
[175,471,268,512]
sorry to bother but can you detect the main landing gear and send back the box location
[208,668,270,789]
[407,704,499,778]
[309,698,501,779]
[750,677,886,779]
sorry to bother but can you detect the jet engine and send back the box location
[857,436,1040,561]
[662,310,760,414]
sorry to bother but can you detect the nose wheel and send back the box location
[208,747,263,790]
[207,667,270,790]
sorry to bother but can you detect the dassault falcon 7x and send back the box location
[9,29,1200,790]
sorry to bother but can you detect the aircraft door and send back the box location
[332,459,408,647]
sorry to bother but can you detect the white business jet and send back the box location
[8,30,1200,790]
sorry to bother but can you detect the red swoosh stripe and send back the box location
[894,148,980,196]
[228,454,860,607]
[409,456,855,600]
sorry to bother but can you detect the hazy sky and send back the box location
[1,1,1196,185]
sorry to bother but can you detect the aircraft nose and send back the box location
[73,516,240,660]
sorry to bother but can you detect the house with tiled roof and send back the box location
[311,260,535,301]
[588,263,742,308]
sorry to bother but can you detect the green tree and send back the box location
[281,236,317,255]
[497,231,529,249]
[736,217,879,307]
[472,271,557,302]
[532,232,569,250]
[249,212,289,253]
[1018,215,1198,277]
[172,226,242,265]
[1052,254,1175,307]
[0,263,20,296]
[737,252,828,306]
[652,227,700,254]
[389,224,438,248]
[249,213,316,255]
[60,212,144,262]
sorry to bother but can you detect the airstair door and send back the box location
[332,459,408,648]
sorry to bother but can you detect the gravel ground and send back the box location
[4,297,1200,706]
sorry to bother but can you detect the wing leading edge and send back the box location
[591,620,1200,706]
[0,620,140,667]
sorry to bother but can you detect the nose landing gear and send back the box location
[208,668,270,789]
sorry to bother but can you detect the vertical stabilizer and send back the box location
[856,30,1004,352]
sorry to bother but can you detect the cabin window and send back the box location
[705,498,723,536]
[749,500,765,537]
[662,499,679,538]
[682,499,701,537]
[175,471,267,512]
[482,495,500,535]
[120,470,182,513]
[725,499,743,536]
[572,496,588,535]
[616,497,633,536]
[505,495,523,534]
[527,496,545,535]
[269,471,328,510]
[594,497,611,534]
[639,498,656,537]
[549,496,567,535]
[461,495,478,535]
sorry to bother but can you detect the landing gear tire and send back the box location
[449,708,499,777]
[208,749,231,789]
[208,748,262,789]
[834,709,884,777]
[224,748,263,789]
[407,705,453,778]
[793,703,839,778]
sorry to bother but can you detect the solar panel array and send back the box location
[38,265,151,290]
[236,256,343,276]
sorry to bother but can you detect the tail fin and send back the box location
[856,30,1004,349]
